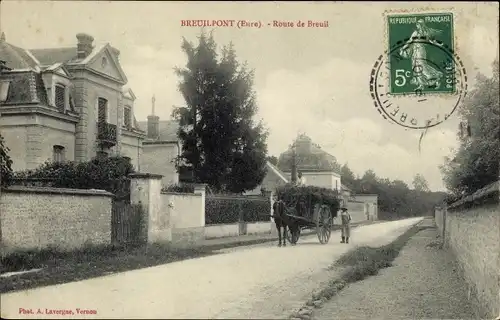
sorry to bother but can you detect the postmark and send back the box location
[370,12,468,129]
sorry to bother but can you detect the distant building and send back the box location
[137,98,182,186]
[278,134,342,191]
[277,133,378,221]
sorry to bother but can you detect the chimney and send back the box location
[76,33,94,59]
[147,95,159,139]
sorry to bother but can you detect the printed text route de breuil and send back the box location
[180,19,329,28]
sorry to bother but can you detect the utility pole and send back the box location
[291,139,297,184]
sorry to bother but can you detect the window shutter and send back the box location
[55,85,65,111]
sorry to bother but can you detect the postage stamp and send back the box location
[370,11,468,129]
[387,12,455,95]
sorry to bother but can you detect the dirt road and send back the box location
[1,218,423,319]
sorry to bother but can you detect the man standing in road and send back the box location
[340,207,351,244]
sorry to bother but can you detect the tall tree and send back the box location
[412,173,430,192]
[173,32,268,193]
[440,59,500,196]
[340,163,356,189]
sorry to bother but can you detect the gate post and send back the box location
[129,173,164,244]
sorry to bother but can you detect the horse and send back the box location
[273,199,289,247]
[272,198,303,247]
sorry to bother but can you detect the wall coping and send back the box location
[448,180,499,210]
[1,186,114,197]
[129,173,163,180]
[161,191,202,197]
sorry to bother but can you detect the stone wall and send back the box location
[435,181,499,319]
[162,191,205,247]
[129,173,206,248]
[0,186,113,256]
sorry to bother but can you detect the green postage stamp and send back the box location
[386,12,455,95]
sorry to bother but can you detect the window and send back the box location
[0,80,10,102]
[97,97,108,123]
[53,145,65,163]
[124,105,132,128]
[55,84,66,111]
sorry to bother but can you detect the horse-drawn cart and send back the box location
[273,188,339,245]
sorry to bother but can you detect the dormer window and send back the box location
[0,80,10,103]
[55,84,66,111]
[124,105,132,128]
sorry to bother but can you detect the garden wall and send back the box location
[435,181,499,319]
[0,186,114,256]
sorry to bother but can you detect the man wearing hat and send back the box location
[340,207,351,244]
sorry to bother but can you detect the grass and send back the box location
[292,222,433,319]
[0,243,219,294]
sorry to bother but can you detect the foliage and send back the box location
[172,31,268,194]
[275,184,341,218]
[342,164,446,219]
[440,59,500,196]
[205,195,271,224]
[266,155,279,166]
[340,163,356,189]
[412,173,430,192]
[0,133,13,187]
[12,156,135,199]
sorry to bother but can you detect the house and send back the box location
[276,133,378,221]
[277,134,342,190]
[137,99,181,186]
[245,161,289,195]
[0,32,145,171]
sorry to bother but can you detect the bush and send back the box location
[276,184,341,218]
[205,195,271,224]
[11,156,135,199]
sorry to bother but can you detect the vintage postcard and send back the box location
[0,1,499,320]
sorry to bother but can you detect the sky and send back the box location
[1,1,498,191]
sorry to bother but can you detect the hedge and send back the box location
[205,195,271,224]
[11,156,134,200]
[275,184,341,218]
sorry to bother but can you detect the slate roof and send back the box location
[137,120,180,141]
[277,134,341,174]
[29,47,79,65]
[0,34,38,69]
[266,161,288,183]
[0,70,49,106]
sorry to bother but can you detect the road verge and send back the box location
[289,220,430,320]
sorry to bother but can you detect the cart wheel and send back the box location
[316,205,332,244]
[286,225,301,244]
